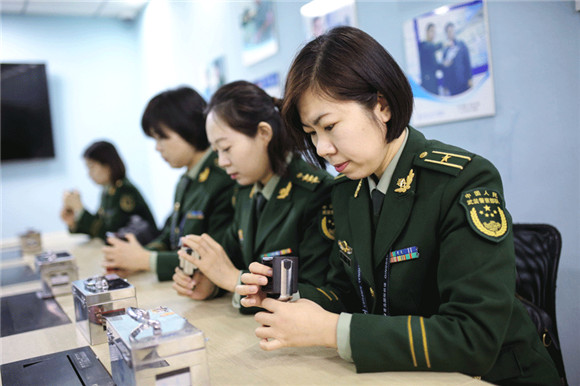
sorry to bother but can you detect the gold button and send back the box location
[370,288,375,298]
[419,152,428,159]
[174,202,181,210]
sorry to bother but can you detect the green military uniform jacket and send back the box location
[146,151,236,281]
[71,178,157,241]
[314,127,559,384]
[222,157,335,301]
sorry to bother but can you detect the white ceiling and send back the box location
[0,0,149,20]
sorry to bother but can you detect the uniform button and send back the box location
[419,152,428,159]
[370,288,375,298]
[174,202,181,210]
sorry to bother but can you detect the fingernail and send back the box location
[267,268,273,276]
[259,277,268,285]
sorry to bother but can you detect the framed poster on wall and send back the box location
[240,0,278,66]
[300,0,357,40]
[403,0,495,127]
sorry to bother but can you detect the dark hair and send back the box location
[426,23,435,31]
[83,140,126,182]
[445,22,455,32]
[282,26,413,167]
[141,86,209,151]
[206,80,291,176]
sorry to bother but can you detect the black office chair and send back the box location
[513,223,567,385]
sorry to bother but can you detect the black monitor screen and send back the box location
[1,63,55,161]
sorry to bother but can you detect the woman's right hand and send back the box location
[236,262,272,308]
[172,269,217,300]
[60,207,76,227]
[63,190,83,212]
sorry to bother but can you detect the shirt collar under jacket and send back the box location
[368,127,409,195]
[252,152,293,201]
[186,148,212,180]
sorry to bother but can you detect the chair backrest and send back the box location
[513,223,567,385]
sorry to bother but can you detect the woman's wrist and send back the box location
[224,268,242,293]
[323,312,340,348]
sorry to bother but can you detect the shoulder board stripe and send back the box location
[431,150,472,161]
[424,159,464,170]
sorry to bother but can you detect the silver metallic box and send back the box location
[34,250,79,298]
[72,274,137,345]
[107,306,209,386]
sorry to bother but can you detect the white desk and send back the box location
[0,232,486,385]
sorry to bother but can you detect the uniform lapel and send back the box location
[373,128,425,268]
[348,178,375,288]
[254,179,292,252]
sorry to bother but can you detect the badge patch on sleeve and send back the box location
[119,195,136,212]
[460,188,509,242]
[320,204,335,240]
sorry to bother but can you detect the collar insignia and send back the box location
[354,179,362,198]
[394,169,414,193]
[277,182,292,199]
[198,167,210,182]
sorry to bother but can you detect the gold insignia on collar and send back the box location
[354,179,362,198]
[395,169,414,193]
[296,172,320,184]
[277,182,292,199]
[115,180,124,188]
[249,185,257,198]
[108,187,116,195]
[198,167,210,182]
[120,195,136,212]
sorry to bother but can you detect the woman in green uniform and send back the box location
[236,27,560,385]
[102,87,236,281]
[61,140,157,242]
[173,81,334,306]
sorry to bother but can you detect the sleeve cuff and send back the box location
[149,251,158,273]
[337,312,353,362]
[74,208,85,221]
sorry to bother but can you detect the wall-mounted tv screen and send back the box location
[1,63,55,161]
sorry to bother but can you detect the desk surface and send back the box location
[0,232,486,385]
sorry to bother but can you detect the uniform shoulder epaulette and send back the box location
[413,147,474,177]
[292,170,327,191]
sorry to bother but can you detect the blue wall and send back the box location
[2,1,578,383]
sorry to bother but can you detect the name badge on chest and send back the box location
[338,240,352,266]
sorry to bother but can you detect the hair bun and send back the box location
[272,96,283,111]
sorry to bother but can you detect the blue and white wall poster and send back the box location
[300,0,358,41]
[254,72,281,98]
[403,0,495,127]
[240,0,278,66]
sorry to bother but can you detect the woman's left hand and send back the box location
[253,298,339,350]
[179,234,240,293]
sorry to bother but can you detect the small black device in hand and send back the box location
[177,240,198,277]
[261,255,299,301]
[105,232,128,245]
